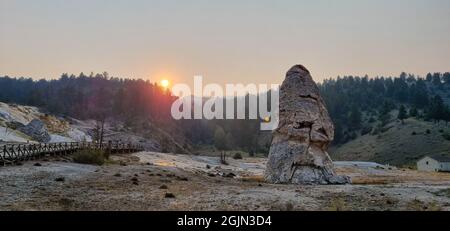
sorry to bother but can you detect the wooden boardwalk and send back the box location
[0,141,143,166]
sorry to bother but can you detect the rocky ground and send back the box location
[1,152,450,211]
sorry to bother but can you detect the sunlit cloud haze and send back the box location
[1,0,449,87]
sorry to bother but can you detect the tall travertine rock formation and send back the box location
[265,65,350,185]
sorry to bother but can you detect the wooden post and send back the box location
[1,145,5,166]
[107,141,112,156]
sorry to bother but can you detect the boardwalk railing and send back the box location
[0,141,144,166]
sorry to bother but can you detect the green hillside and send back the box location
[330,118,450,167]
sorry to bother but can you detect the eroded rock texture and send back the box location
[265,65,350,185]
[18,119,51,143]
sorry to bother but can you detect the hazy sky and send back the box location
[1,0,449,87]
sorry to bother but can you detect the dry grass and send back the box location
[351,176,400,185]
[72,149,107,166]
[431,188,450,198]
[331,118,450,167]
[337,165,450,185]
[327,197,348,211]
[406,199,442,211]
[239,175,265,183]
[40,115,70,133]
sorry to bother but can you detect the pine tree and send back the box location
[432,73,443,89]
[214,126,228,151]
[411,79,429,108]
[426,73,432,82]
[379,101,391,126]
[397,105,407,124]
[443,72,450,85]
[427,95,445,123]
[444,108,450,126]
[409,106,418,118]
[348,105,362,130]
[225,132,234,151]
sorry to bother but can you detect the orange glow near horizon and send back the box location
[160,79,170,89]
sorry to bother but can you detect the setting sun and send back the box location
[160,79,170,88]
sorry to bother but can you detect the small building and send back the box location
[417,155,450,172]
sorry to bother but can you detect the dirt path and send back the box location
[0,152,449,211]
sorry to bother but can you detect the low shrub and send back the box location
[72,149,107,165]
[381,125,394,133]
[348,131,357,140]
[371,127,380,135]
[233,152,243,160]
[361,126,372,136]
[442,132,450,141]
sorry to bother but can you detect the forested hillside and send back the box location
[1,71,449,162]
[0,73,175,125]
[0,74,272,155]
[319,72,450,144]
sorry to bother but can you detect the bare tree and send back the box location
[93,111,107,149]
